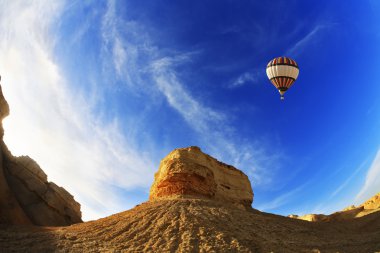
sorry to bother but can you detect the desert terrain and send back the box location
[0,85,379,252]
[1,197,380,252]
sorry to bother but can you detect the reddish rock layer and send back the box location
[149,146,253,208]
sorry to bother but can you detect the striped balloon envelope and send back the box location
[266,57,299,100]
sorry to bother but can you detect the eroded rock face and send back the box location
[362,193,380,210]
[289,192,380,222]
[0,83,82,226]
[149,146,253,208]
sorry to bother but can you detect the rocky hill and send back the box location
[1,145,380,252]
[289,193,380,222]
[0,84,82,226]
[2,198,380,253]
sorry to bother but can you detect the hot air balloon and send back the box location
[266,57,299,100]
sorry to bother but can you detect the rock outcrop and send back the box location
[361,192,380,210]
[289,192,380,222]
[149,146,253,208]
[0,83,82,226]
[1,143,380,252]
[2,197,380,253]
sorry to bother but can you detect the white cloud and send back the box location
[151,56,226,133]
[0,0,287,222]
[101,0,150,92]
[330,158,370,199]
[286,24,330,56]
[0,0,155,221]
[99,1,283,189]
[255,184,306,211]
[356,150,380,203]
[305,153,380,216]
[102,0,127,77]
[229,70,260,88]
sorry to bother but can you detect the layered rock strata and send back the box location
[0,84,82,226]
[149,146,253,208]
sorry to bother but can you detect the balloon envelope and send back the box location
[266,57,299,99]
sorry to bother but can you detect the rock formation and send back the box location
[289,192,380,222]
[149,146,253,209]
[0,84,82,226]
[1,193,380,252]
[361,192,380,210]
[1,144,380,252]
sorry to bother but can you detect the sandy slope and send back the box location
[1,199,380,252]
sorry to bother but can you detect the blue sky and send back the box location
[0,0,380,220]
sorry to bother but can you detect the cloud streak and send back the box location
[229,70,260,88]
[0,0,156,221]
[0,0,287,220]
[255,184,306,212]
[99,1,283,187]
[356,150,380,203]
[286,24,329,56]
[151,56,226,133]
[330,158,370,199]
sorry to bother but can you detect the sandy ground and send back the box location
[1,199,380,252]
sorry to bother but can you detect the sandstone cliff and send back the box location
[149,146,253,209]
[0,83,82,226]
[289,192,380,222]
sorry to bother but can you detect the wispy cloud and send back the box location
[151,56,226,133]
[356,149,380,203]
[229,70,260,88]
[286,24,333,56]
[330,157,371,199]
[100,1,283,187]
[102,0,127,77]
[0,0,156,221]
[306,153,379,216]
[255,184,306,212]
[101,0,149,91]
[0,0,286,221]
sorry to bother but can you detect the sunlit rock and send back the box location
[149,146,253,209]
